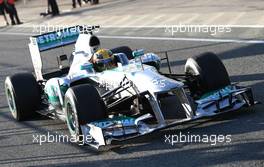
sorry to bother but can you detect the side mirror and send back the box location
[132,49,144,58]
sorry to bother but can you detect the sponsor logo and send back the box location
[91,117,135,128]
[37,27,79,51]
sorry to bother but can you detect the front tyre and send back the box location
[5,73,41,121]
[185,52,230,97]
[64,84,107,142]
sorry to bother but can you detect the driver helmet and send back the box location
[95,49,113,60]
[93,49,116,71]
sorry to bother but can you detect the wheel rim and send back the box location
[66,102,77,134]
[6,88,17,117]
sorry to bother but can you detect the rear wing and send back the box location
[28,25,99,80]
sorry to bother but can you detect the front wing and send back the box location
[80,85,255,150]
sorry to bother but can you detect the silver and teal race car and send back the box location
[4,26,255,150]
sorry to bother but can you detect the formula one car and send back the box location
[5,26,255,150]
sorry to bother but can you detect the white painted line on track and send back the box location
[7,24,264,29]
[1,31,264,44]
[0,32,35,36]
[101,25,264,28]
[99,35,264,44]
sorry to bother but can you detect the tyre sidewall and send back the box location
[5,77,19,120]
[64,89,82,141]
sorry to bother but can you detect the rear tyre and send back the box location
[111,46,133,60]
[185,52,230,97]
[4,73,41,121]
[64,84,107,141]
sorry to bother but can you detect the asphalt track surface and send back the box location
[0,32,263,167]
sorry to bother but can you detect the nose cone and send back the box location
[127,67,183,93]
